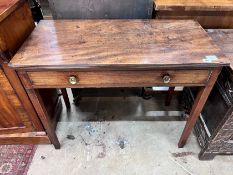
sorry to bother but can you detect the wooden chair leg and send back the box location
[61,88,71,109]
[165,87,175,106]
[178,68,221,148]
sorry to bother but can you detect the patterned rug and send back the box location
[0,145,36,175]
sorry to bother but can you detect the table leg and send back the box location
[26,89,60,149]
[60,88,71,109]
[165,87,175,106]
[178,68,221,148]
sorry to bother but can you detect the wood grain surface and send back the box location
[207,29,233,69]
[0,0,34,62]
[2,64,44,132]
[0,0,24,22]
[155,0,233,11]
[26,69,211,88]
[9,20,229,69]
[0,0,50,145]
[155,11,233,29]
[0,132,50,145]
[154,1,233,29]
[0,68,34,134]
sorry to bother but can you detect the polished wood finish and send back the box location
[207,29,233,69]
[178,68,222,147]
[10,20,228,69]
[0,0,50,145]
[0,68,31,134]
[0,0,25,22]
[0,0,34,61]
[17,72,60,149]
[155,11,233,29]
[25,87,60,149]
[0,132,50,145]
[154,0,233,28]
[10,20,228,148]
[2,63,44,131]
[155,0,233,11]
[26,70,211,88]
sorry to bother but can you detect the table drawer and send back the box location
[27,70,211,88]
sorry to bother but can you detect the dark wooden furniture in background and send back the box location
[0,0,68,145]
[0,0,50,144]
[9,20,229,149]
[153,0,233,28]
[47,0,153,19]
[184,29,233,160]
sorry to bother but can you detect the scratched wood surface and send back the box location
[207,29,233,69]
[155,0,233,11]
[10,20,229,69]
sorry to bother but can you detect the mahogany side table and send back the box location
[9,20,229,149]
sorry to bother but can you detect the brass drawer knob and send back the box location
[162,74,171,84]
[68,75,78,85]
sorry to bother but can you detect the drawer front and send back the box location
[27,70,211,88]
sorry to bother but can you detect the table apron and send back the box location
[19,69,212,89]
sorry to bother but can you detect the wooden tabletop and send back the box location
[207,29,233,69]
[0,0,24,22]
[155,0,233,11]
[10,20,229,69]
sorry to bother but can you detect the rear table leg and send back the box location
[61,88,71,109]
[165,87,175,106]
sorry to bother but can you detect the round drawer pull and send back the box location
[68,75,78,85]
[162,74,171,84]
